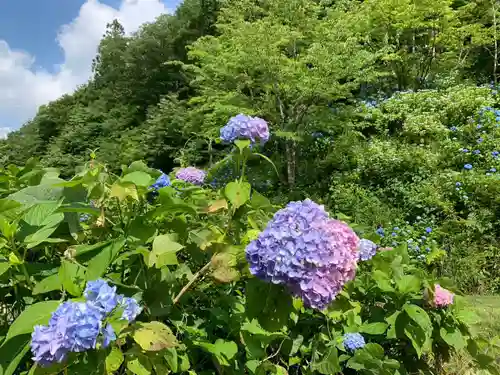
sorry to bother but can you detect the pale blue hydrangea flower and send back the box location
[359,239,377,261]
[84,279,119,314]
[119,296,142,322]
[343,333,366,351]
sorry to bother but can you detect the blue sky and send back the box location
[0,0,182,136]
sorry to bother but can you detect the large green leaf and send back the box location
[32,273,62,295]
[148,234,184,268]
[59,260,86,297]
[225,181,251,209]
[4,301,60,343]
[195,339,238,366]
[0,336,31,375]
[440,327,466,350]
[0,261,10,278]
[22,201,61,226]
[121,171,153,187]
[132,321,178,351]
[404,304,432,331]
[311,346,340,374]
[86,238,125,280]
[0,199,21,215]
[246,278,293,332]
[396,275,421,294]
[360,322,388,335]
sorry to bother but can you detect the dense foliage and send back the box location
[0,135,497,375]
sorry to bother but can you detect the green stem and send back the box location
[12,242,32,288]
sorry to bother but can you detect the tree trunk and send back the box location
[286,141,296,188]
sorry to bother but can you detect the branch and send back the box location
[173,261,212,305]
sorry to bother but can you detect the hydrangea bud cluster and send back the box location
[246,199,359,310]
[220,114,270,145]
[175,167,206,185]
[31,279,141,367]
[149,173,171,191]
[343,333,366,351]
[433,284,454,307]
[359,239,377,261]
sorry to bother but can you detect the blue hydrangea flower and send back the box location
[343,333,366,351]
[79,213,91,223]
[220,114,270,145]
[477,124,482,129]
[491,168,497,172]
[425,227,432,233]
[464,164,473,170]
[393,226,399,231]
[391,232,397,237]
[478,138,484,143]
[246,199,360,310]
[84,279,119,314]
[450,126,457,131]
[376,227,385,237]
[456,182,462,187]
[426,247,431,252]
[473,150,481,155]
[359,239,377,261]
[102,324,116,348]
[493,151,499,158]
[149,173,171,191]
[119,297,142,322]
[32,302,103,366]
[462,149,469,153]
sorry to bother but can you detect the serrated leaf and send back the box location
[110,182,138,201]
[22,201,61,226]
[440,327,466,350]
[149,234,184,268]
[4,301,60,343]
[195,339,238,366]
[372,270,394,292]
[133,322,178,351]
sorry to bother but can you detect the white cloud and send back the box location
[0,0,168,134]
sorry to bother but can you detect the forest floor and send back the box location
[446,296,500,375]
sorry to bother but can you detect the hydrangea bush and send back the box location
[0,115,495,375]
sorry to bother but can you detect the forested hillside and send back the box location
[3,0,500,291]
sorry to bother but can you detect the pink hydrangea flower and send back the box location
[434,284,454,307]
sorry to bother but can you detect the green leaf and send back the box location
[148,234,184,268]
[121,171,153,187]
[311,346,341,374]
[404,323,429,358]
[440,327,466,350]
[86,238,125,280]
[164,348,178,372]
[404,304,432,331]
[246,278,293,332]
[0,261,10,277]
[234,139,251,152]
[254,153,279,177]
[127,356,152,375]
[105,347,124,373]
[24,224,61,248]
[32,274,62,295]
[4,301,60,343]
[0,199,20,214]
[0,336,30,375]
[132,321,178,351]
[110,181,138,201]
[363,343,385,359]
[22,201,61,226]
[225,181,251,209]
[195,339,238,366]
[59,260,86,297]
[396,275,421,294]
[360,322,388,335]
[372,270,394,292]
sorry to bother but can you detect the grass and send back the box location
[445,296,500,375]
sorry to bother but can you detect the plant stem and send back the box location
[173,261,212,305]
